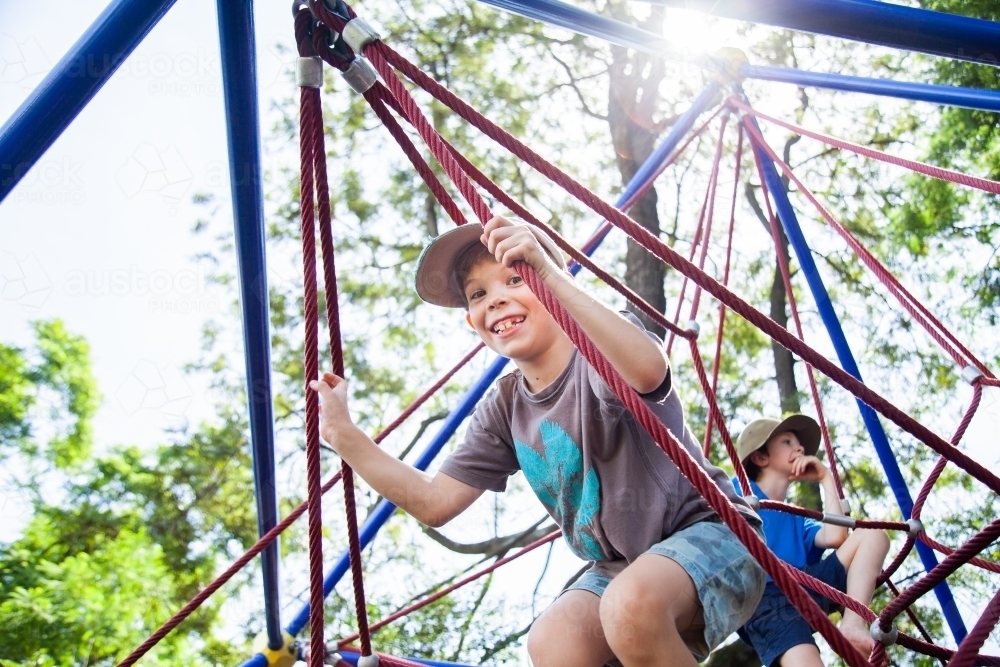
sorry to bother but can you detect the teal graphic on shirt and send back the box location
[514,420,602,560]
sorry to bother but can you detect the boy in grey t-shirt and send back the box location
[312,216,765,666]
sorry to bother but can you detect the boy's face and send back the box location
[761,430,805,475]
[461,258,563,361]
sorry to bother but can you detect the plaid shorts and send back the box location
[570,519,767,662]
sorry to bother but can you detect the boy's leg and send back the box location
[834,528,891,656]
[527,589,616,667]
[777,643,824,667]
[599,553,702,667]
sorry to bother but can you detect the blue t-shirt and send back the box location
[733,478,824,569]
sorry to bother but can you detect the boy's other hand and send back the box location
[789,455,828,482]
[309,372,358,453]
[482,215,557,278]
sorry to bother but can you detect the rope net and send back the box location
[117,4,1000,666]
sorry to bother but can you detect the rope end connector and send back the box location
[906,518,924,538]
[821,512,856,529]
[357,653,380,667]
[342,57,378,94]
[840,497,852,515]
[342,17,381,53]
[870,620,899,646]
[686,320,700,338]
[708,47,749,85]
[252,631,299,667]
[745,494,760,511]
[297,57,324,88]
[961,365,984,385]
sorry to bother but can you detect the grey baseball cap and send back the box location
[413,221,567,308]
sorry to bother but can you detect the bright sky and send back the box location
[0,0,301,455]
[2,0,999,659]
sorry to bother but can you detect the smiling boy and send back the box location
[312,216,765,667]
[735,416,890,665]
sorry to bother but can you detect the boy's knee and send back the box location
[600,576,672,641]
[861,528,890,553]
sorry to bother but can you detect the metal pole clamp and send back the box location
[342,17,381,53]
[342,57,378,93]
[297,57,324,88]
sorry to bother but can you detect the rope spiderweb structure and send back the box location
[110,2,1000,666]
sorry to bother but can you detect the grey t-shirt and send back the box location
[439,315,761,577]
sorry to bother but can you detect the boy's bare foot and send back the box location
[839,618,874,658]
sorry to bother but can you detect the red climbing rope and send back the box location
[703,126,742,459]
[665,113,729,356]
[300,77,327,667]
[730,97,1000,196]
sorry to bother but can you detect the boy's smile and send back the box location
[462,257,573,390]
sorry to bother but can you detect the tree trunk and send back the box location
[605,2,668,337]
[743,182,800,415]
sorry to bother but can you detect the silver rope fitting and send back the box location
[840,497,852,515]
[906,518,924,538]
[342,57,378,93]
[686,320,700,337]
[297,57,323,88]
[870,620,898,646]
[342,17,381,53]
[324,651,344,666]
[357,654,380,667]
[822,512,857,529]
[745,494,760,511]
[961,365,984,385]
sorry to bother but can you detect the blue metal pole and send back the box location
[216,0,284,651]
[745,112,969,643]
[641,0,1000,67]
[0,0,178,203]
[743,65,1000,114]
[577,81,721,258]
[471,0,675,57]
[281,355,510,638]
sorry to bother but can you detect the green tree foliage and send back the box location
[902,1,1000,316]
[0,324,255,666]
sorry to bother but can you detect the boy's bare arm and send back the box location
[483,216,668,394]
[794,456,849,549]
[310,374,484,527]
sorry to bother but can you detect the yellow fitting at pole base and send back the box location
[252,631,299,667]
[708,47,749,84]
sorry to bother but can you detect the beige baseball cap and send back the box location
[413,220,567,309]
[737,414,821,462]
